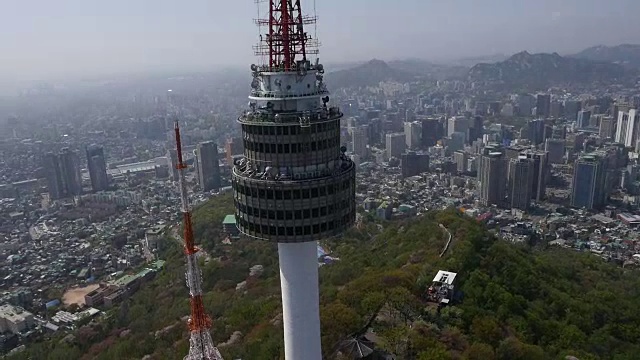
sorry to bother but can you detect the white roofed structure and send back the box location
[432,270,457,285]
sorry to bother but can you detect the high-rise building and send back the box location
[386,132,405,159]
[351,125,369,158]
[478,151,506,206]
[614,109,640,147]
[45,148,82,200]
[404,121,421,149]
[59,148,82,196]
[550,100,564,118]
[447,116,468,139]
[231,3,356,358]
[527,119,545,145]
[225,137,244,164]
[86,145,108,192]
[454,151,468,174]
[44,153,63,200]
[420,118,441,147]
[599,116,616,140]
[564,100,582,121]
[516,94,535,116]
[508,157,533,210]
[545,138,565,164]
[447,132,466,154]
[536,94,551,117]
[551,125,566,139]
[401,151,429,178]
[468,116,484,144]
[577,110,591,128]
[196,141,221,192]
[521,151,548,202]
[367,118,382,146]
[167,149,179,181]
[571,155,606,210]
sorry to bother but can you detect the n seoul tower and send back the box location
[231,0,356,359]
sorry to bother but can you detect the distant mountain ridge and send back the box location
[326,58,468,89]
[468,50,631,89]
[326,59,415,89]
[571,44,640,68]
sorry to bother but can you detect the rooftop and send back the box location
[433,270,457,285]
[111,274,138,288]
[223,215,236,225]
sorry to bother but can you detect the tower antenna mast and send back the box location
[254,0,319,71]
[174,119,224,360]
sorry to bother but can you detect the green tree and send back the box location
[463,342,496,360]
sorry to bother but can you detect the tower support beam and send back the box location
[278,241,322,360]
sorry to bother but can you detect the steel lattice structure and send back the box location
[253,0,319,71]
[174,121,224,360]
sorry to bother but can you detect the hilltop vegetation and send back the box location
[11,193,640,359]
[468,51,632,90]
[572,44,640,69]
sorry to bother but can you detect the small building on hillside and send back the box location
[222,215,240,238]
[426,270,457,307]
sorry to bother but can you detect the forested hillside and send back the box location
[11,194,640,359]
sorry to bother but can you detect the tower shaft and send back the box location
[279,242,322,360]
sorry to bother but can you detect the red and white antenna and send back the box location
[174,120,223,360]
[253,0,320,71]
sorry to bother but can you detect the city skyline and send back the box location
[0,0,639,83]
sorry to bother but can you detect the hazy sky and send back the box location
[0,0,638,82]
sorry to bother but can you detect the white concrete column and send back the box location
[278,241,322,360]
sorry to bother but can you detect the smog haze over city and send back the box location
[0,0,639,85]
[3,0,640,359]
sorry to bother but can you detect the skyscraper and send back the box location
[536,94,551,117]
[86,145,108,192]
[401,151,429,178]
[420,117,441,147]
[167,149,179,181]
[45,148,82,200]
[447,116,469,139]
[468,116,484,144]
[386,132,406,159]
[231,2,356,358]
[508,157,533,210]
[545,138,565,164]
[351,125,369,158]
[614,109,640,147]
[599,116,616,140]
[404,121,421,149]
[577,110,592,128]
[478,151,506,206]
[196,141,221,192]
[571,155,606,210]
[44,152,63,200]
[225,137,244,164]
[527,119,546,145]
[521,150,548,202]
[59,148,82,197]
[564,100,582,121]
[454,151,468,174]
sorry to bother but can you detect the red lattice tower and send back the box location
[254,0,319,71]
[174,121,223,360]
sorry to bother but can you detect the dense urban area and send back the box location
[1,43,640,359]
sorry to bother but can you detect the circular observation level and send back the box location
[232,108,356,243]
[232,160,356,243]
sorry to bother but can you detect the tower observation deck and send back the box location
[231,1,356,359]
